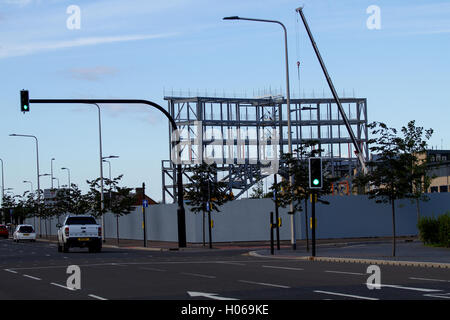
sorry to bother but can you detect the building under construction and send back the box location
[161,95,368,203]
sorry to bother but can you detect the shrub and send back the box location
[437,213,450,247]
[418,212,450,247]
[418,216,440,244]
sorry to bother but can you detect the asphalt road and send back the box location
[1,238,450,301]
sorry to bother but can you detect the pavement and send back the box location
[34,235,450,268]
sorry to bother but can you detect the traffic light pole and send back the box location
[311,191,316,257]
[25,96,187,248]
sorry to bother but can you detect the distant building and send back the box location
[133,187,158,206]
[427,149,450,193]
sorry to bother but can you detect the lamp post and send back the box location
[52,177,60,189]
[23,180,33,193]
[10,134,42,237]
[0,158,4,223]
[61,167,71,191]
[51,158,55,189]
[102,155,119,245]
[223,16,297,249]
[102,155,119,208]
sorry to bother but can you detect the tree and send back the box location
[271,142,336,248]
[353,121,433,256]
[105,175,136,246]
[249,179,265,199]
[184,163,232,248]
[398,120,434,222]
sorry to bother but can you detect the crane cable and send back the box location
[295,11,301,98]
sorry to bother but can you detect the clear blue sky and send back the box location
[1,0,449,201]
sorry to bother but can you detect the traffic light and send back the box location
[20,90,29,112]
[309,157,323,189]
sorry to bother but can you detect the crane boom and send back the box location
[295,7,366,172]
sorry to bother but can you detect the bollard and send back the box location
[270,211,274,255]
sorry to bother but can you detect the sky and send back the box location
[0,0,449,202]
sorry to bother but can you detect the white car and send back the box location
[13,225,37,242]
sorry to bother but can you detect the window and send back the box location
[439,185,448,193]
[66,217,97,225]
[430,186,438,193]
[18,226,34,233]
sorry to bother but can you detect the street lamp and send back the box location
[23,180,34,193]
[51,158,55,189]
[61,167,71,191]
[223,15,297,249]
[0,158,4,216]
[52,177,60,189]
[9,133,41,236]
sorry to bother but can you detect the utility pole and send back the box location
[142,182,147,247]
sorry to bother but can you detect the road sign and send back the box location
[143,199,148,208]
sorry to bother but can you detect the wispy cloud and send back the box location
[0,32,179,59]
[68,66,118,81]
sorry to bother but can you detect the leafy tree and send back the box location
[353,121,433,256]
[184,163,232,248]
[272,142,335,214]
[249,179,265,199]
[105,175,136,246]
[2,194,16,224]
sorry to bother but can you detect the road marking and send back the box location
[410,277,450,283]
[325,270,365,276]
[4,269,18,274]
[262,265,304,271]
[50,282,75,291]
[188,291,238,300]
[23,274,41,281]
[215,261,246,266]
[314,290,379,300]
[366,283,442,292]
[139,267,166,272]
[181,272,216,279]
[423,293,450,299]
[239,280,290,289]
[88,294,108,300]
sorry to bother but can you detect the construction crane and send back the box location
[295,7,367,173]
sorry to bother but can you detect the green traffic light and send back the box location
[313,178,319,186]
[24,105,28,110]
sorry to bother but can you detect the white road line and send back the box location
[366,283,442,293]
[88,294,108,300]
[50,282,75,291]
[216,261,246,266]
[423,293,450,299]
[4,269,18,274]
[262,265,304,271]
[239,280,290,289]
[325,270,365,276]
[181,272,216,279]
[410,277,450,283]
[23,274,41,281]
[314,290,379,300]
[139,267,166,272]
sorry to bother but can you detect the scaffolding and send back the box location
[162,95,368,203]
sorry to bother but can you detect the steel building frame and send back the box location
[162,96,368,203]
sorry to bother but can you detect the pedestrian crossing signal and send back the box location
[20,90,29,113]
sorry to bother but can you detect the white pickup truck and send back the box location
[57,215,102,253]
